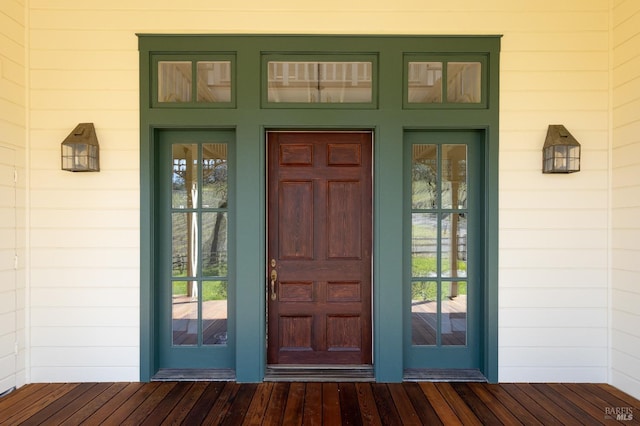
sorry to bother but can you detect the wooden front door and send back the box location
[267,131,372,365]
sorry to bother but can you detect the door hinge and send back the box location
[14,255,18,270]
[14,169,18,183]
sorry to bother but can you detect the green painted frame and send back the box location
[139,34,500,383]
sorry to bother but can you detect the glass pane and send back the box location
[412,213,438,277]
[202,212,227,277]
[411,281,437,345]
[412,144,438,209]
[172,281,197,345]
[197,61,231,102]
[172,213,188,277]
[408,62,442,103]
[447,62,481,103]
[441,213,467,278]
[442,145,467,209]
[267,61,372,103]
[202,144,228,208]
[172,144,198,209]
[203,280,228,345]
[159,61,192,102]
[441,281,467,346]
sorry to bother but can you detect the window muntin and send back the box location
[410,143,468,347]
[405,56,485,108]
[155,56,234,107]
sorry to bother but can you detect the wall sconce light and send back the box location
[542,125,580,173]
[61,123,100,172]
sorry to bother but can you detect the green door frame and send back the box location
[139,34,500,383]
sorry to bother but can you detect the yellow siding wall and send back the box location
[0,0,26,393]
[25,0,615,383]
[612,0,640,398]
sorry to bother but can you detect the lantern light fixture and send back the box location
[61,123,100,172]
[542,124,581,174]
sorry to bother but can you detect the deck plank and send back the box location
[262,382,289,426]
[60,383,130,425]
[282,382,305,426]
[355,382,382,425]
[371,383,403,426]
[1,381,638,424]
[139,382,194,425]
[30,383,111,425]
[159,381,209,425]
[302,382,323,426]
[0,383,65,423]
[201,382,241,424]
[338,383,363,426]
[179,381,226,425]
[321,382,341,426]
[501,383,563,425]
[222,383,258,425]
[388,383,422,425]
[403,382,443,425]
[0,383,79,425]
[437,382,483,425]
[242,381,274,426]
[418,382,463,426]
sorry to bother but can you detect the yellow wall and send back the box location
[22,0,632,387]
[612,0,640,398]
[0,0,27,393]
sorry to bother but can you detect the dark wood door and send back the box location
[267,131,372,365]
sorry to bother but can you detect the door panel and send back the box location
[267,131,372,365]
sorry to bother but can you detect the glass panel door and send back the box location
[158,130,234,369]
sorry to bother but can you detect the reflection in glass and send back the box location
[202,144,228,208]
[441,213,467,278]
[172,281,197,345]
[202,213,227,277]
[172,144,198,209]
[202,281,228,345]
[412,144,437,209]
[441,281,467,346]
[159,61,192,102]
[267,61,372,103]
[408,62,443,103]
[197,62,231,102]
[442,145,467,209]
[447,62,481,103]
[411,281,437,345]
[412,213,438,277]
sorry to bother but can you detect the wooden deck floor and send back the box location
[1,381,638,425]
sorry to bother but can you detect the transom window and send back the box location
[154,55,234,107]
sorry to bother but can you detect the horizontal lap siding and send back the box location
[497,0,610,382]
[0,0,26,394]
[27,0,611,382]
[612,0,640,399]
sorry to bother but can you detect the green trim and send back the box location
[139,34,500,383]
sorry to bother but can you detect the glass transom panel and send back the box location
[267,61,372,103]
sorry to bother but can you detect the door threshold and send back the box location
[265,365,374,382]
[151,368,236,382]
[403,368,487,382]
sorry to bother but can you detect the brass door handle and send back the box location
[270,269,278,300]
